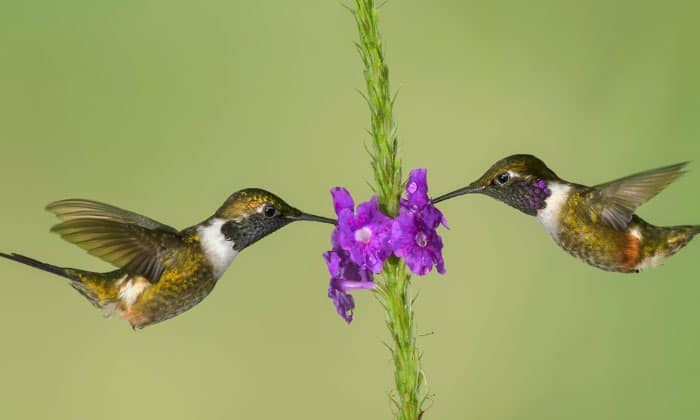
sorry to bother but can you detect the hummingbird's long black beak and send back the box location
[289,212,337,225]
[431,185,484,204]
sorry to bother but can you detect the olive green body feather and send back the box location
[434,155,699,273]
[0,189,335,329]
[555,187,698,272]
[65,228,216,328]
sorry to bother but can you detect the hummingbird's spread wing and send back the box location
[46,199,183,283]
[587,162,688,230]
[46,199,178,232]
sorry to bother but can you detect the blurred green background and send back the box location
[1,1,699,419]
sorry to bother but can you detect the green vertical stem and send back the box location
[379,258,424,420]
[352,1,425,419]
[353,0,402,217]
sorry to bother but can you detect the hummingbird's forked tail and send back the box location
[0,252,115,311]
[0,252,73,280]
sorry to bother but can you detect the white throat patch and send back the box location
[198,218,238,279]
[536,182,572,242]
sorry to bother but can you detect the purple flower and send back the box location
[327,287,355,324]
[331,188,393,274]
[391,169,448,276]
[323,187,386,323]
[324,247,375,323]
[323,173,447,323]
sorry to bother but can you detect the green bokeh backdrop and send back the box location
[1,1,699,419]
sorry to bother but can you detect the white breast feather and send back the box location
[630,227,643,240]
[117,276,150,306]
[536,183,572,242]
[638,254,663,271]
[198,218,238,279]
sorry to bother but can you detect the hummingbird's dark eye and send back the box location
[495,172,510,186]
[263,205,278,218]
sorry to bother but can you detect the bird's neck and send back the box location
[536,181,574,241]
[196,218,238,279]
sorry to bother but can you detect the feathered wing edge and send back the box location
[592,162,688,230]
[46,199,183,282]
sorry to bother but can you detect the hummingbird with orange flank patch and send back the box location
[433,155,699,273]
[0,189,335,329]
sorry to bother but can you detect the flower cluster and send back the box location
[323,168,448,323]
[392,169,448,275]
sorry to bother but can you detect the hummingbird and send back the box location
[0,189,335,328]
[432,154,699,273]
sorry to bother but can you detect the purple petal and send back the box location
[428,235,446,274]
[323,250,342,277]
[338,196,393,273]
[391,212,417,255]
[333,277,375,291]
[391,205,446,276]
[420,205,445,230]
[336,209,360,250]
[325,247,375,284]
[331,187,354,216]
[355,196,381,226]
[404,245,431,276]
[405,168,429,208]
[328,285,355,324]
[329,226,341,248]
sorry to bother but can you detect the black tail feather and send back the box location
[0,252,72,280]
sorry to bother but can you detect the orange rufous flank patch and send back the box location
[622,232,642,270]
